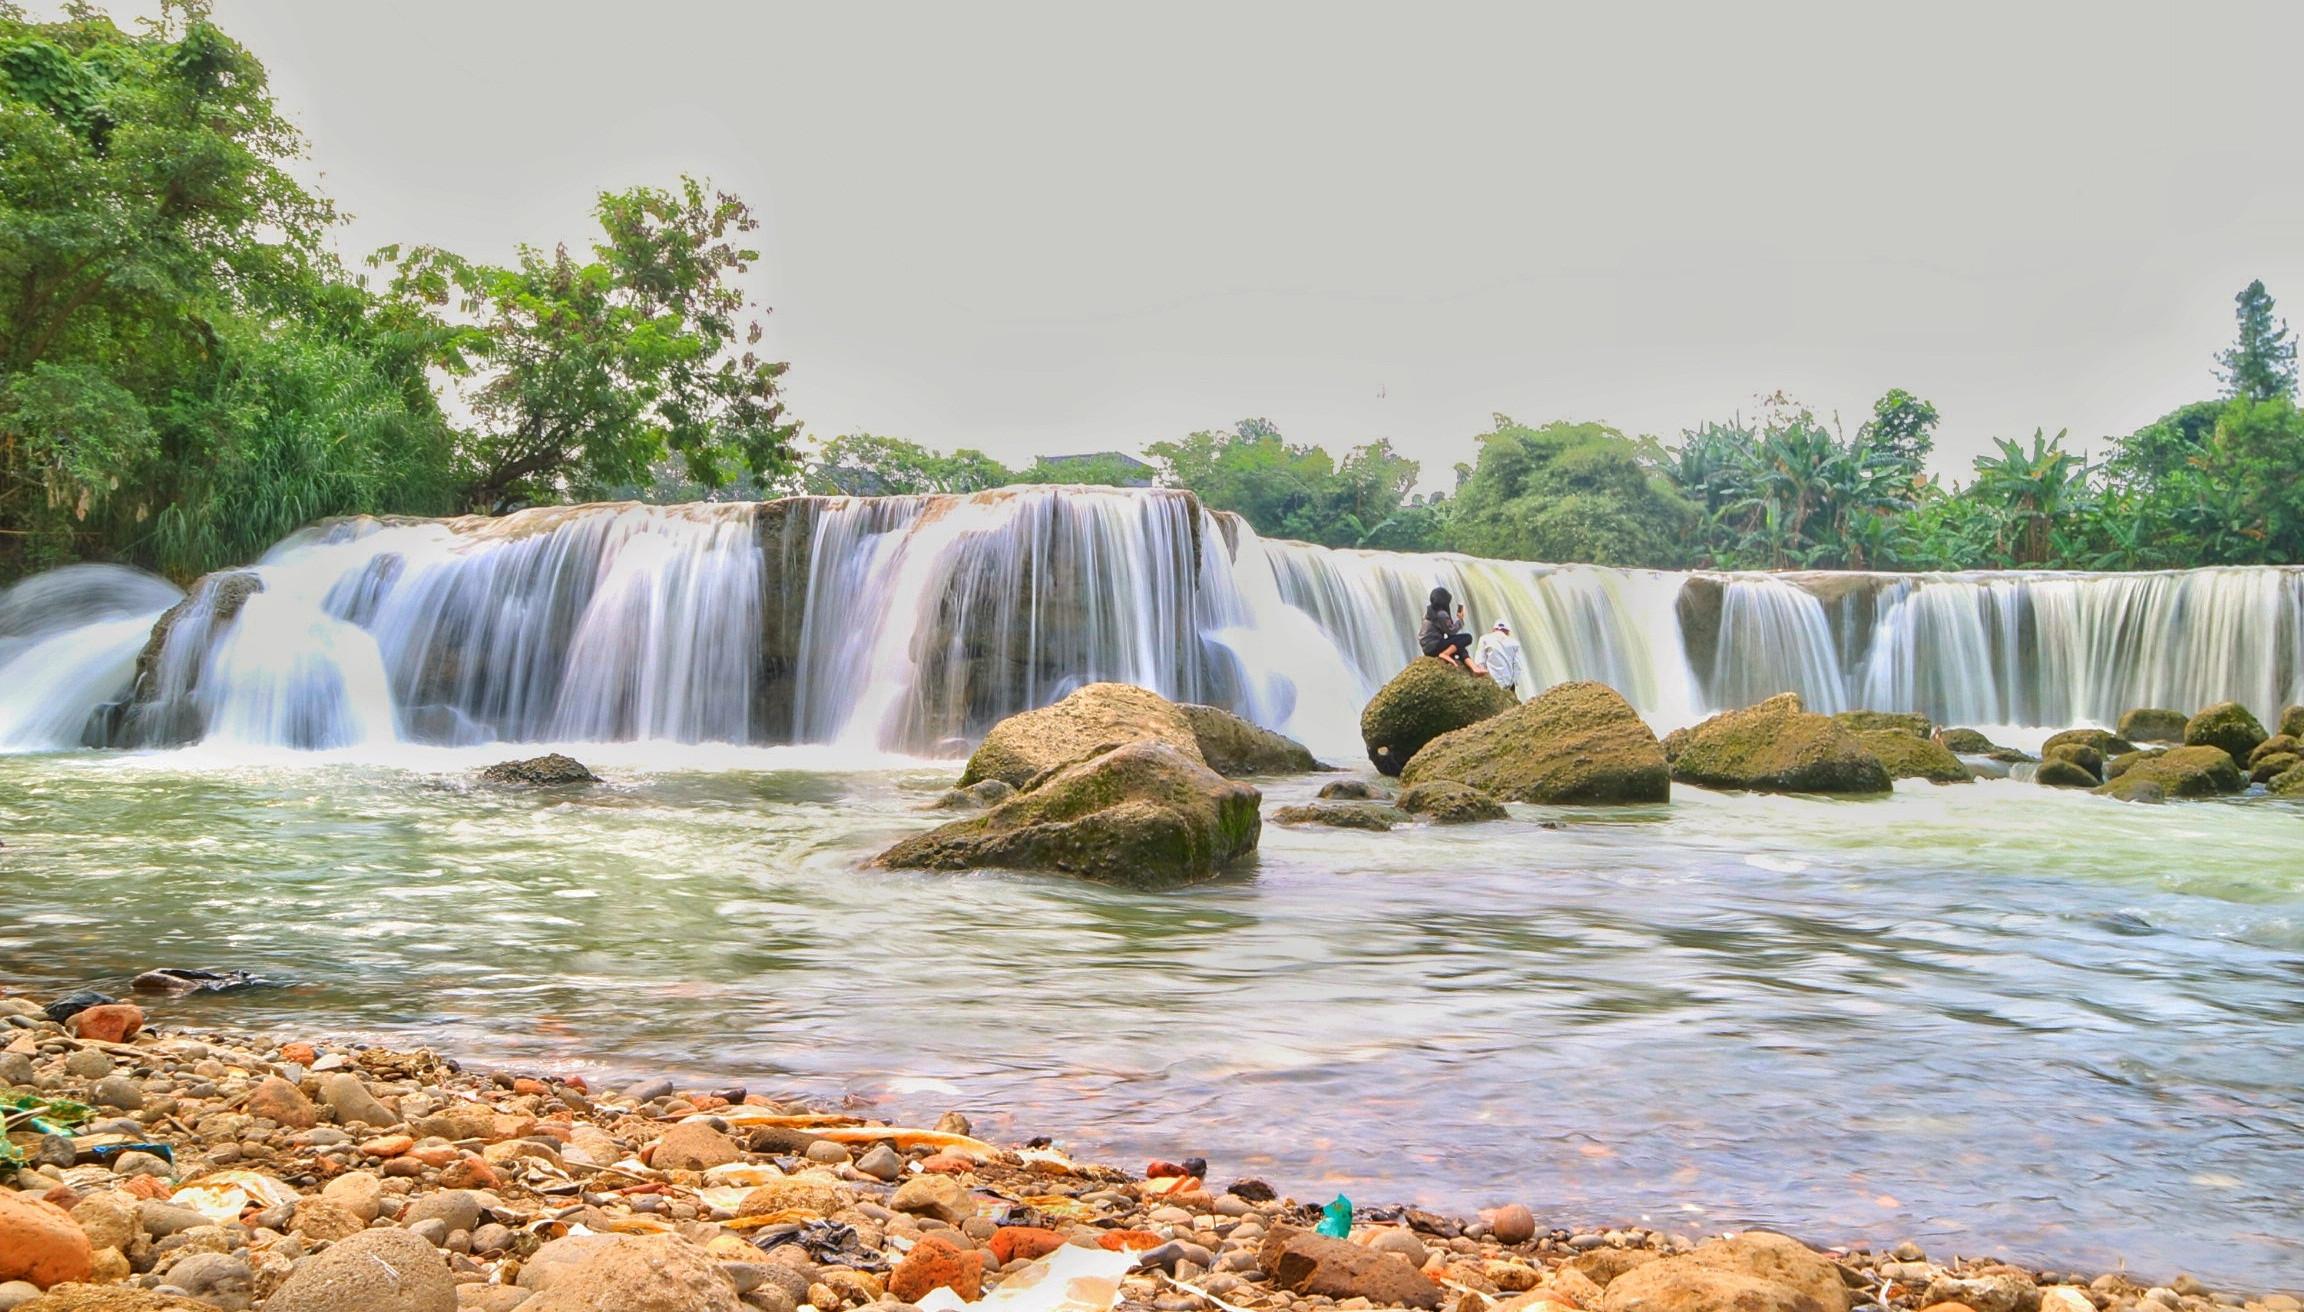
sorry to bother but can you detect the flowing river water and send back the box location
[2,489,2303,1288]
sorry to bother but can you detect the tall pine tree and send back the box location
[2216,279,2298,402]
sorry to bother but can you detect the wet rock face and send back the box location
[1395,780,1510,823]
[2117,706,2190,744]
[1271,802,1410,830]
[1833,709,1934,739]
[476,754,599,787]
[1360,659,1517,778]
[2036,759,2101,789]
[2093,745,2245,799]
[2042,727,2137,760]
[877,741,1261,888]
[1857,730,1973,783]
[2184,701,2268,764]
[1401,680,1668,804]
[957,682,1205,790]
[1177,702,1322,776]
[1666,693,1891,796]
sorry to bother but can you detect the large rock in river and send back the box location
[2184,700,2267,763]
[1855,730,1972,783]
[2042,727,2136,759]
[2282,705,2304,739]
[1360,660,1516,777]
[478,754,598,787]
[876,742,1260,888]
[1832,710,1933,739]
[1401,681,1669,803]
[2269,762,2304,796]
[2116,707,2189,744]
[1666,693,1890,796]
[1598,1231,1850,1312]
[1396,780,1509,823]
[2091,744,2244,799]
[957,683,1316,788]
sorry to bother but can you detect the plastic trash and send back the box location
[915,1242,1136,1312]
[1316,1194,1353,1238]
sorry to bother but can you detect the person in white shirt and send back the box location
[1474,620,1522,696]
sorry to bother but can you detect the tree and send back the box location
[1969,428,2091,566]
[1858,388,1940,481]
[1447,417,1696,567]
[2216,279,2297,403]
[2208,396,2304,561]
[1142,420,1428,547]
[802,432,1012,495]
[382,177,799,514]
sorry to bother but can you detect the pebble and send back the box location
[64,1048,114,1080]
[857,1144,905,1181]
[91,1073,145,1109]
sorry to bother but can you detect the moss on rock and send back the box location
[2183,701,2267,764]
[2042,728,2137,760]
[2105,748,2165,780]
[1400,681,1668,803]
[1396,780,1510,823]
[1359,660,1516,777]
[2269,762,2304,796]
[2282,705,2304,739]
[1667,693,1890,796]
[1855,730,1972,783]
[1833,710,1934,739]
[2094,744,2244,799]
[1271,802,1410,831]
[958,683,1202,789]
[2043,742,2105,781]
[2095,773,2167,804]
[2115,707,2189,744]
[2035,759,2099,789]
[877,741,1261,888]
[1178,703,1322,776]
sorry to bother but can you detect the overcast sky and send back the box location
[68,1,2304,486]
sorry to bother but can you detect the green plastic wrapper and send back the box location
[1316,1194,1353,1238]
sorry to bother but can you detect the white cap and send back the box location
[1493,621,1510,632]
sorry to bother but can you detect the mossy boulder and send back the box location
[1316,778,1381,801]
[1833,710,1934,739]
[2250,752,2301,784]
[1399,680,1668,803]
[2096,773,2167,804]
[1934,727,1997,754]
[2093,744,2244,799]
[1667,693,1890,796]
[2245,733,2298,770]
[2269,762,2304,796]
[478,754,599,787]
[2116,707,2189,744]
[1177,703,1322,776]
[1855,730,1972,783]
[958,683,1201,789]
[2105,748,2165,780]
[1271,802,1410,831]
[2035,759,2099,789]
[2042,727,2137,760]
[2042,742,2105,781]
[1396,780,1510,823]
[2183,701,2267,763]
[2282,705,2304,739]
[876,741,1260,888]
[1359,659,1517,777]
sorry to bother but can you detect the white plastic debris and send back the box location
[914,1243,1136,1312]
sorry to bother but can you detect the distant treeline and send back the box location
[5,6,2300,583]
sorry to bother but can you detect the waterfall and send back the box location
[3,488,2302,757]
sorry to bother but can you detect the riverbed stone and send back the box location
[316,1073,396,1128]
[2035,759,2100,789]
[1598,1231,1849,1312]
[2105,747,2164,779]
[477,754,598,787]
[0,1194,92,1290]
[1402,680,1670,803]
[2182,701,2266,763]
[2271,762,2304,796]
[890,1175,974,1224]
[1178,703,1322,775]
[10,1289,217,1312]
[1360,659,1517,777]
[2042,728,2136,760]
[888,1234,984,1303]
[877,741,1260,889]
[1856,730,1973,783]
[519,1234,740,1312]
[2043,742,2104,780]
[2096,774,2167,804]
[1270,802,1409,830]
[957,683,1205,789]
[652,1122,741,1171]
[1259,1226,1442,1309]
[1667,693,1891,795]
[2117,707,2189,743]
[1397,779,1511,822]
[247,1076,317,1129]
[1833,710,1933,738]
[65,1005,143,1044]
[2093,745,2244,798]
[267,1226,455,1312]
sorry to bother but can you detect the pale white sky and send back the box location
[66,1,2304,487]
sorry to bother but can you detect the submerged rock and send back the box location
[2184,701,2267,763]
[1855,730,1973,783]
[2092,745,2243,799]
[1833,710,1933,739]
[927,779,1015,811]
[1178,702,1323,775]
[2096,773,2168,804]
[1316,778,1380,800]
[477,754,598,787]
[1397,780,1510,823]
[1935,727,2000,754]
[1272,802,1410,830]
[129,968,262,996]
[1401,680,1668,804]
[877,741,1260,887]
[1666,693,1890,796]
[2036,759,2100,789]
[1360,660,1516,777]
[2117,707,2189,744]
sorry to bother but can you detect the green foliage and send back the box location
[2217,279,2296,403]
[1447,417,1695,567]
[1659,393,1923,569]
[381,177,798,513]
[1968,428,2092,565]
[1859,387,1939,480]
[1143,420,1434,548]
[2208,396,2304,560]
[804,432,1013,495]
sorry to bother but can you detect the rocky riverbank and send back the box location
[2,993,2295,1312]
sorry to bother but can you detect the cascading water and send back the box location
[3,486,2303,757]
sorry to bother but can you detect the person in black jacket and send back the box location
[1418,586,1482,671]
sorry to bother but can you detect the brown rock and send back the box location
[291,1198,368,1244]
[1598,1231,1850,1312]
[890,1174,975,1224]
[65,1193,139,1254]
[1259,1225,1444,1309]
[360,1134,415,1158]
[0,1192,94,1290]
[438,1156,500,1190]
[1568,1249,1660,1287]
[263,1226,458,1312]
[1484,1203,1537,1245]
[517,1234,740,1312]
[65,1005,143,1044]
[888,1234,985,1303]
[11,1287,216,1311]
[990,1226,1067,1265]
[650,1121,742,1172]
[278,1043,318,1066]
[246,1076,318,1129]
[735,1177,852,1218]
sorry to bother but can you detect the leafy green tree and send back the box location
[382,177,799,513]
[1858,388,1940,481]
[2102,400,2223,492]
[1143,420,1428,547]
[1447,417,1696,567]
[802,433,1013,495]
[2207,396,2304,560]
[2216,279,2297,403]
[1968,428,2091,565]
